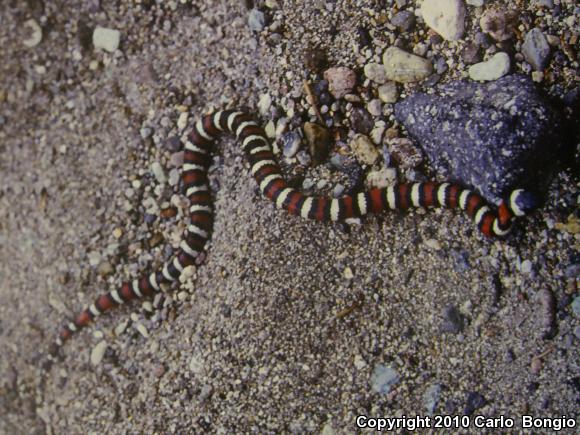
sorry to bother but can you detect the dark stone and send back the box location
[313,79,329,94]
[430,34,443,45]
[440,305,465,334]
[391,11,415,32]
[434,56,448,74]
[319,92,333,106]
[394,74,565,204]
[527,381,540,393]
[474,31,491,48]
[462,43,481,64]
[349,107,374,135]
[357,26,372,47]
[165,136,182,152]
[304,47,328,73]
[464,392,486,415]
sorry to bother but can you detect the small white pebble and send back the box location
[114,319,129,336]
[93,27,121,53]
[135,323,149,338]
[343,266,354,280]
[258,93,272,116]
[189,354,204,374]
[90,340,108,366]
[424,239,442,250]
[22,19,42,48]
[177,112,188,130]
[151,161,166,184]
[521,259,533,274]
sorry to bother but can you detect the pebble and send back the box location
[189,354,204,374]
[165,136,182,152]
[530,357,543,374]
[440,305,464,334]
[383,47,433,83]
[263,120,276,138]
[140,127,152,139]
[177,112,188,130]
[364,62,387,84]
[248,9,265,32]
[323,67,357,99]
[343,266,354,280]
[466,0,485,5]
[532,71,544,83]
[303,122,331,165]
[350,134,380,166]
[461,43,481,64]
[136,323,149,338]
[520,259,533,274]
[153,364,166,378]
[424,239,442,250]
[367,99,383,117]
[304,48,328,73]
[199,384,213,402]
[90,340,108,366]
[258,93,272,116]
[282,131,302,157]
[150,161,167,184]
[370,120,387,145]
[480,9,517,42]
[474,31,492,48]
[464,392,486,415]
[168,169,180,187]
[169,151,184,167]
[321,423,336,435]
[424,384,442,414]
[22,19,42,48]
[451,249,470,272]
[377,82,398,103]
[296,150,311,166]
[114,319,129,336]
[572,296,580,318]
[349,107,374,134]
[468,52,510,81]
[522,28,551,71]
[370,364,400,395]
[421,0,466,41]
[390,10,415,32]
[367,168,397,189]
[97,261,114,276]
[92,27,121,53]
[88,251,101,267]
[387,138,423,169]
[539,288,557,337]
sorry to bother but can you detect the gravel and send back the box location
[0,0,578,433]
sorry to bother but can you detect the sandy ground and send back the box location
[0,1,578,433]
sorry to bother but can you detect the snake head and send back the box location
[509,189,538,217]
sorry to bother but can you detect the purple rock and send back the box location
[394,74,565,204]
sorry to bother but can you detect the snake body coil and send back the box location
[53,110,533,351]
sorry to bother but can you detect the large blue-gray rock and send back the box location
[394,74,564,204]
